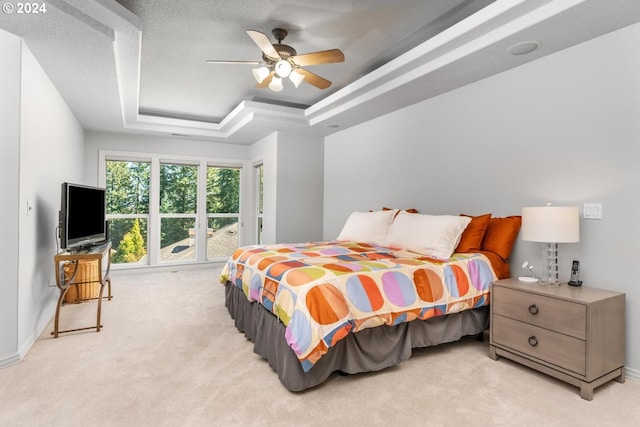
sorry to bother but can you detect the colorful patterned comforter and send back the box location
[220,241,496,372]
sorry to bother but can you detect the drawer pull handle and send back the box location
[528,304,539,315]
[528,336,538,347]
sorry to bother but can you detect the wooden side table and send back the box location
[489,278,625,400]
[52,241,112,338]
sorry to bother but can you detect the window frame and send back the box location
[158,160,200,263]
[205,163,242,261]
[99,150,248,269]
[103,156,151,267]
[253,162,264,245]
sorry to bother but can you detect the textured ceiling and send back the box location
[2,0,640,144]
[113,0,492,122]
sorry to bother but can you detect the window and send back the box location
[105,160,150,265]
[102,151,245,268]
[159,162,198,262]
[206,166,240,259]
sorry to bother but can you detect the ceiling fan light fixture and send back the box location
[274,59,292,78]
[269,76,283,92]
[252,66,270,84]
[209,28,343,91]
[289,69,305,88]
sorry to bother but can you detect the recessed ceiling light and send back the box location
[507,41,541,56]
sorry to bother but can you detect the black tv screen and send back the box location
[60,182,107,251]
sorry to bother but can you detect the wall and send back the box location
[324,23,640,378]
[248,132,278,244]
[0,29,21,366]
[18,41,85,351]
[0,31,85,367]
[274,132,324,244]
[248,131,324,244]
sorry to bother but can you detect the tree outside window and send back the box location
[159,163,198,262]
[105,160,150,264]
[206,166,240,259]
[104,156,243,266]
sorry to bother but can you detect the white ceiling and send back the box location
[1,0,640,144]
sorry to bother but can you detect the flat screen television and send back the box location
[59,182,107,251]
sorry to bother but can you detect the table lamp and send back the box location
[521,205,579,285]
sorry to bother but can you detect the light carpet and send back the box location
[0,266,638,427]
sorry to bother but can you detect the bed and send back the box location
[220,210,521,391]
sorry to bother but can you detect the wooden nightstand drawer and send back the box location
[492,286,586,339]
[492,314,586,375]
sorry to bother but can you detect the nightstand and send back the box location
[489,278,625,400]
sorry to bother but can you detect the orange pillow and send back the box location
[481,216,522,260]
[455,213,492,252]
[383,207,419,213]
[382,207,419,218]
[477,250,511,280]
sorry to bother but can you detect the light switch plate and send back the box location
[583,203,602,220]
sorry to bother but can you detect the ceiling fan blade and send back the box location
[246,30,281,60]
[290,49,345,66]
[205,60,263,65]
[296,68,332,89]
[255,71,275,88]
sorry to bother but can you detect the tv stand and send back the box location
[52,241,112,338]
[68,241,108,254]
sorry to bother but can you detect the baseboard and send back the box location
[626,366,640,382]
[0,353,21,370]
[110,261,224,276]
[0,293,57,371]
[18,297,57,360]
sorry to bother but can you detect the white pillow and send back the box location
[386,211,471,259]
[336,209,398,245]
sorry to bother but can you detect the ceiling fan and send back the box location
[206,28,345,92]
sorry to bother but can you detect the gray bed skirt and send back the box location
[224,282,489,391]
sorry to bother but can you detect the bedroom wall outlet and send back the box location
[583,203,602,220]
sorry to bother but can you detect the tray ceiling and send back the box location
[1,0,639,143]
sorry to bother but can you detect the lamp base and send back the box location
[568,280,583,287]
[538,280,561,287]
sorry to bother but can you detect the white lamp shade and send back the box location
[521,206,580,243]
[289,69,305,88]
[252,66,270,84]
[268,76,283,92]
